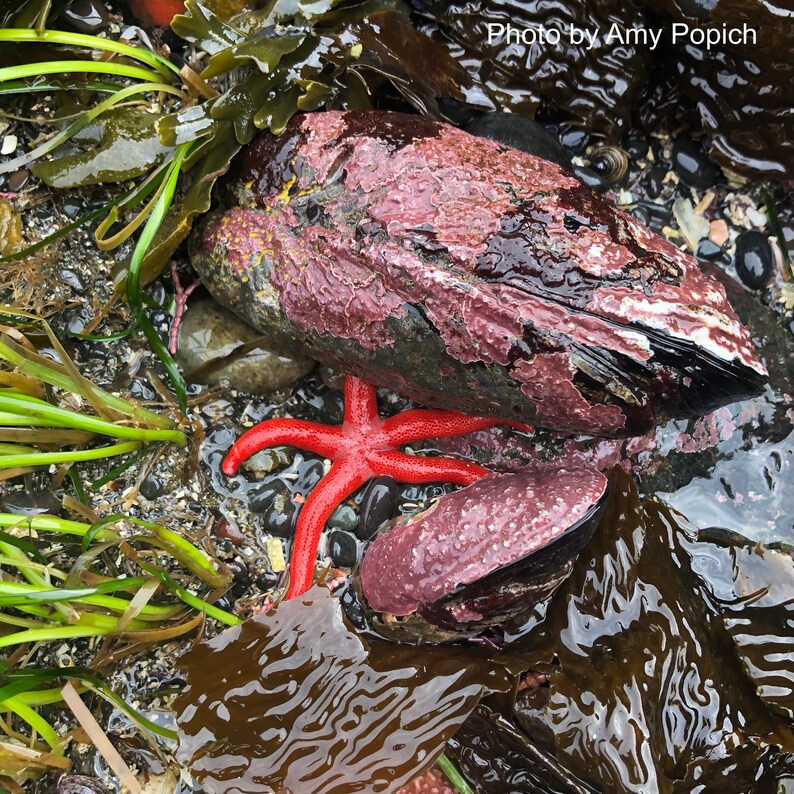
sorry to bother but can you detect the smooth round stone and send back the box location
[328,530,359,568]
[630,205,651,226]
[672,137,720,190]
[696,238,724,261]
[139,474,165,500]
[558,126,590,155]
[249,479,287,513]
[261,491,298,538]
[328,503,358,532]
[642,164,667,198]
[734,230,774,289]
[624,137,650,161]
[62,0,109,33]
[7,168,29,192]
[356,476,400,540]
[177,297,315,394]
[465,112,573,172]
[573,165,610,193]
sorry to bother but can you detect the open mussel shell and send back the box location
[355,466,609,644]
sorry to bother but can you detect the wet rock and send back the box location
[696,238,724,261]
[249,480,286,514]
[62,0,109,33]
[643,164,667,198]
[193,111,766,434]
[261,490,297,539]
[139,474,165,500]
[356,476,401,540]
[734,230,774,289]
[328,530,359,567]
[672,137,720,190]
[328,503,358,532]
[177,297,315,394]
[572,164,610,193]
[465,113,573,172]
[558,126,589,155]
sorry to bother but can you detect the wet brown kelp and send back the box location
[175,588,520,793]
[448,470,794,792]
[174,470,794,792]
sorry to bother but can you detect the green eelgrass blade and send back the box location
[0,610,152,649]
[126,142,194,414]
[1,696,59,748]
[0,160,171,264]
[4,686,73,707]
[0,60,161,84]
[68,466,88,504]
[0,666,176,740]
[0,331,178,431]
[85,681,178,740]
[0,443,38,455]
[90,445,152,490]
[0,394,185,444]
[89,513,225,586]
[0,537,77,623]
[0,78,124,94]
[0,582,183,622]
[0,513,117,541]
[438,753,475,794]
[0,29,181,78]
[139,561,241,626]
[0,440,143,468]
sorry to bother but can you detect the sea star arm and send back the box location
[286,457,371,599]
[382,409,507,446]
[222,419,345,475]
[368,448,487,486]
[343,375,379,426]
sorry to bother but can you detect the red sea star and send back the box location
[222,375,521,599]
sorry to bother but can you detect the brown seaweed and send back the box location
[410,0,653,137]
[450,469,794,793]
[174,587,521,793]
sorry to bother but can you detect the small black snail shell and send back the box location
[589,146,630,184]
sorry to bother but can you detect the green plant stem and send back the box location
[0,441,143,468]
[0,513,116,541]
[0,60,161,84]
[0,28,181,77]
[437,753,474,794]
[126,142,194,414]
[0,333,175,429]
[0,395,185,444]
[2,695,59,748]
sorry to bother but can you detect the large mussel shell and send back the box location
[191,111,767,436]
[355,466,609,643]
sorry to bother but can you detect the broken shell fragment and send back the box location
[356,466,609,643]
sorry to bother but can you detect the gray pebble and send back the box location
[177,297,315,394]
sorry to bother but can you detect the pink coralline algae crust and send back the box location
[195,110,767,432]
[360,467,608,617]
[396,768,457,794]
[200,208,271,282]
